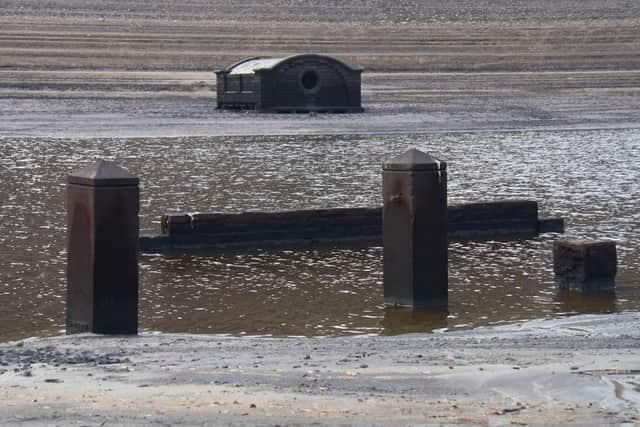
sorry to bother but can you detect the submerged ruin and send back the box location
[215,54,363,113]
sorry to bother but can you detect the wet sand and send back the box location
[1,1,640,137]
[1,313,639,425]
[2,69,640,138]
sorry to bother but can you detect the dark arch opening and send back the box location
[301,70,319,91]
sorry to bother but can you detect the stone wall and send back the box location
[140,200,563,251]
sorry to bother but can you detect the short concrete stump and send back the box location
[553,239,617,294]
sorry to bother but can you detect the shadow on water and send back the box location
[555,292,617,315]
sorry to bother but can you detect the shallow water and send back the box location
[0,129,638,340]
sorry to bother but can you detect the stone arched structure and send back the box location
[216,54,363,113]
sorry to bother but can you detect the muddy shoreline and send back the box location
[1,313,639,425]
[1,1,639,138]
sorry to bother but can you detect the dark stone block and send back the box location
[538,217,564,233]
[152,201,564,251]
[161,213,191,235]
[448,200,538,223]
[139,235,172,252]
[553,239,616,294]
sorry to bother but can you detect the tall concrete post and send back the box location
[383,149,448,308]
[67,160,139,334]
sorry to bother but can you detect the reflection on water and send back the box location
[381,307,449,335]
[0,129,638,340]
[556,292,617,315]
[138,245,383,336]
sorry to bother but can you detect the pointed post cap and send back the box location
[68,160,139,187]
[383,149,446,171]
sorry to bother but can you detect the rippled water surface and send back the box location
[0,129,638,341]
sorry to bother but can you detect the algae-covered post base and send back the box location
[66,160,140,335]
[553,239,617,294]
[382,149,448,308]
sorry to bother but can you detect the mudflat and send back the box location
[1,313,639,426]
[1,0,639,137]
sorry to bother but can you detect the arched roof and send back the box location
[227,57,285,75]
[222,54,362,75]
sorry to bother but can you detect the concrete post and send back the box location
[383,149,448,308]
[66,160,139,334]
[553,239,616,294]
